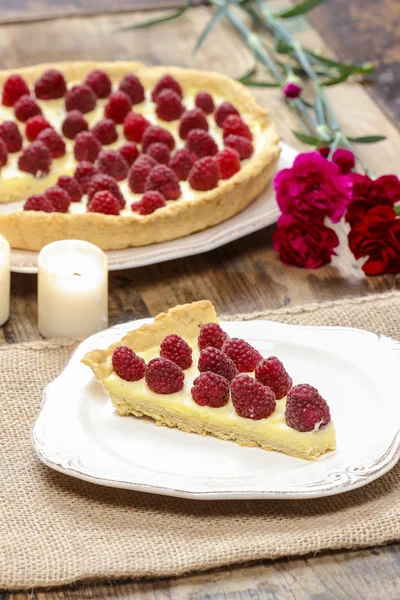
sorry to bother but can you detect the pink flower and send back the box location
[345,172,400,226]
[274,151,353,223]
[283,82,302,99]
[332,148,355,174]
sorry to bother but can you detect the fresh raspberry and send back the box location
[179,108,208,140]
[255,356,293,400]
[198,347,238,382]
[118,142,139,167]
[119,74,145,105]
[74,131,101,163]
[0,139,8,168]
[198,322,228,351]
[85,69,112,99]
[231,374,276,420]
[142,125,175,152]
[131,190,166,215]
[195,91,215,115]
[2,74,30,107]
[57,175,83,203]
[222,115,252,141]
[97,149,129,181]
[151,74,183,102]
[0,121,22,152]
[145,357,184,394]
[123,112,150,143]
[224,134,253,160]
[188,156,220,191]
[222,338,262,373]
[127,155,157,194]
[170,148,197,181]
[145,142,170,165]
[34,69,67,100]
[92,118,118,145]
[62,110,89,139]
[18,141,52,175]
[155,89,184,122]
[191,372,230,408]
[216,147,241,179]
[74,161,99,193]
[44,186,71,213]
[25,115,52,142]
[65,84,97,114]
[186,129,218,158]
[87,173,124,207]
[37,128,66,159]
[112,346,145,381]
[14,96,42,122]
[87,190,121,215]
[160,334,193,369]
[285,384,331,432]
[215,101,240,127]
[23,194,54,212]
[104,91,132,124]
[145,164,181,200]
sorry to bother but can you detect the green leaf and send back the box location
[237,65,257,83]
[293,131,325,145]
[275,38,292,54]
[322,65,354,86]
[395,204,400,217]
[195,6,228,53]
[347,135,387,144]
[118,0,191,31]
[306,50,375,75]
[242,79,281,88]
[275,0,324,19]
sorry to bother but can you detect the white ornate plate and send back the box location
[4,142,296,274]
[32,318,400,500]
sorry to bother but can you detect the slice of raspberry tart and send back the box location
[82,301,336,461]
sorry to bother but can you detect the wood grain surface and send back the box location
[1,1,399,598]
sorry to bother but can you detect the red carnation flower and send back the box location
[345,173,400,226]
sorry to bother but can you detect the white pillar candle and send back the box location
[0,235,10,327]
[38,240,108,339]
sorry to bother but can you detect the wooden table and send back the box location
[1,1,399,598]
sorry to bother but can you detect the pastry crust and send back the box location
[0,61,280,251]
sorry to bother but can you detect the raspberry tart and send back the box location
[83,301,336,460]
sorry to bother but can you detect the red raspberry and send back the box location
[170,148,197,181]
[87,173,124,207]
[104,91,132,124]
[118,142,139,167]
[44,186,71,213]
[34,69,67,100]
[57,175,83,203]
[123,112,150,143]
[198,322,228,351]
[25,115,52,142]
[216,147,241,179]
[188,156,220,191]
[224,134,253,160]
[85,69,112,99]
[119,74,145,105]
[23,194,54,212]
[222,338,262,373]
[145,142,170,165]
[160,334,193,369]
[222,115,252,141]
[145,357,184,394]
[179,108,208,140]
[65,84,97,114]
[92,118,118,145]
[37,128,66,159]
[231,374,276,420]
[142,125,175,152]
[186,129,218,158]
[74,161,99,193]
[62,110,89,139]
[112,346,145,382]
[215,101,240,127]
[195,91,215,115]
[198,347,238,382]
[0,139,8,168]
[156,89,184,122]
[255,356,293,400]
[14,96,42,122]
[87,190,121,215]
[131,190,166,215]
[74,131,101,163]
[0,121,22,152]
[2,74,30,107]
[97,149,129,181]
[145,164,181,200]
[18,141,52,175]
[285,384,331,432]
[151,74,183,102]
[128,155,157,194]
[191,372,230,408]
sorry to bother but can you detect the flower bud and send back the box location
[283,78,302,99]
[332,148,355,174]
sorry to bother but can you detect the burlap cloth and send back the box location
[1,291,400,590]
